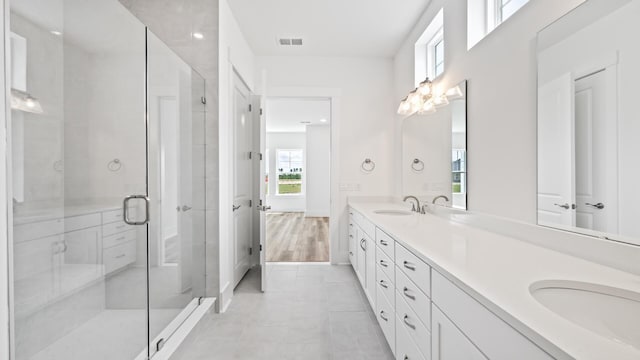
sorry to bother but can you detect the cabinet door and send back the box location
[365,237,376,309]
[432,307,488,360]
[60,226,103,293]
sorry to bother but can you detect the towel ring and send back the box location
[108,159,122,172]
[361,158,375,173]
[411,158,425,172]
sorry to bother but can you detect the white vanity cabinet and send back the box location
[101,208,137,275]
[347,206,557,360]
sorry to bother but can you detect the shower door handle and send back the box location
[123,195,150,225]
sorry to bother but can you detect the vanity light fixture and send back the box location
[11,89,43,114]
[397,77,460,116]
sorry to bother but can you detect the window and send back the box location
[415,8,444,85]
[452,150,467,194]
[430,31,445,78]
[468,0,529,49]
[276,149,303,195]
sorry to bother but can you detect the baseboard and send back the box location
[304,211,330,217]
[219,281,233,313]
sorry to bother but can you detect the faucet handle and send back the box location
[421,204,428,214]
[411,203,417,212]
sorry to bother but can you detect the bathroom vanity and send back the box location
[348,200,640,360]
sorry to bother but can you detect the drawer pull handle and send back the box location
[403,287,416,300]
[349,234,353,238]
[379,260,388,267]
[404,356,409,360]
[403,314,416,329]
[349,212,353,215]
[379,280,388,289]
[116,254,126,259]
[379,240,389,246]
[379,311,389,322]
[349,223,353,227]
[349,251,354,256]
[360,239,367,251]
[403,261,416,271]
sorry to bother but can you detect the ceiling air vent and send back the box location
[277,37,303,46]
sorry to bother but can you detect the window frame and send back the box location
[426,27,445,79]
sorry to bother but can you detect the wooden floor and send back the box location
[266,212,330,262]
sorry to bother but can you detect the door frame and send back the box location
[260,87,342,265]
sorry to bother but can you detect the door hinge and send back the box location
[156,338,165,352]
[249,247,253,255]
[259,153,263,160]
[248,151,252,160]
[260,108,263,115]
[249,200,252,207]
[260,244,263,251]
[249,104,252,112]
[200,96,207,105]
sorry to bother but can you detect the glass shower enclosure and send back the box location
[8,0,207,359]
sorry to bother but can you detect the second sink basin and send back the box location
[373,209,413,216]
[530,280,640,350]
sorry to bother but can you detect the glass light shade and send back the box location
[408,89,421,106]
[446,86,463,99]
[433,94,450,108]
[418,99,435,114]
[397,97,412,115]
[418,78,432,96]
[11,89,43,114]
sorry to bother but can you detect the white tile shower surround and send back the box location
[170,265,394,360]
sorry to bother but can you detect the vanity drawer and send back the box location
[376,285,396,355]
[103,230,137,249]
[432,271,552,360]
[65,213,101,233]
[102,220,133,237]
[376,263,395,307]
[396,290,431,359]
[376,245,395,282]
[396,265,431,328]
[104,241,136,274]
[376,227,395,259]
[396,243,431,297]
[396,318,428,360]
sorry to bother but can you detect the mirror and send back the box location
[402,80,467,210]
[537,0,639,245]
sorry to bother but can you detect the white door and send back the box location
[574,67,618,234]
[178,86,193,293]
[233,74,253,288]
[252,95,269,292]
[537,73,575,227]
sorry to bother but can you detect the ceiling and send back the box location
[266,98,331,133]
[228,0,432,57]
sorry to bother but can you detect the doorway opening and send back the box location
[264,97,332,264]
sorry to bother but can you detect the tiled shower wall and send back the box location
[118,0,221,307]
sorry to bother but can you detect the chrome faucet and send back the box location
[403,195,423,214]
[432,195,449,205]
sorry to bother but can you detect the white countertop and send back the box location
[349,200,640,360]
[14,203,120,225]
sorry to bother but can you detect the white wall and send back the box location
[393,0,585,222]
[266,132,306,212]
[218,0,255,310]
[256,56,395,263]
[305,125,330,217]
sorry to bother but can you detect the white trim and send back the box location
[219,280,233,313]
[134,298,215,360]
[1,0,12,358]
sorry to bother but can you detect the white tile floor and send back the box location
[170,264,394,360]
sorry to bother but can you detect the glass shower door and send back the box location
[10,0,150,359]
[146,31,207,357]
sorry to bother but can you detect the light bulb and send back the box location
[397,97,412,115]
[418,99,435,114]
[25,98,36,108]
[418,78,432,96]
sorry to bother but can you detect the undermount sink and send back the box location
[530,280,640,349]
[373,209,413,216]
